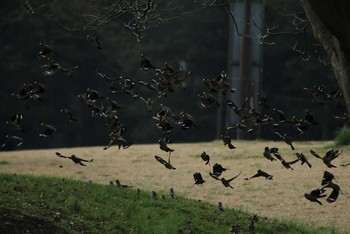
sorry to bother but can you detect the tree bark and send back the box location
[302,0,350,127]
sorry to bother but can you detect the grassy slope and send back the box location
[0,173,337,234]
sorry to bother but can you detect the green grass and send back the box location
[0,173,338,234]
[335,127,350,146]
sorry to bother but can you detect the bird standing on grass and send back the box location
[169,188,176,199]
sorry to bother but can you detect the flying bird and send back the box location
[310,149,340,168]
[55,152,93,166]
[263,147,277,161]
[221,172,241,189]
[273,132,296,150]
[193,172,205,185]
[304,187,327,205]
[1,135,23,148]
[209,163,228,179]
[86,34,102,50]
[244,169,273,180]
[154,155,176,170]
[39,123,56,137]
[200,151,210,165]
[295,152,312,168]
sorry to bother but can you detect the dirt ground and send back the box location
[0,140,349,233]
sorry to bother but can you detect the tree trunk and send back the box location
[302,0,350,127]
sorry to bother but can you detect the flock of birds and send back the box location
[2,34,350,233]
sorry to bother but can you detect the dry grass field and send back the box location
[1,140,349,233]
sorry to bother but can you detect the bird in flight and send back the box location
[154,155,176,170]
[244,169,273,180]
[310,149,340,168]
[200,151,210,165]
[55,152,93,166]
[193,172,205,185]
[221,172,241,189]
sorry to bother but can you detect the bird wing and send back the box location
[154,155,167,166]
[310,150,322,159]
[227,171,242,182]
[55,152,68,158]
[273,131,284,139]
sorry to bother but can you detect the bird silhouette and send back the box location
[151,191,157,199]
[217,201,224,211]
[60,108,78,122]
[244,169,273,180]
[295,152,312,168]
[169,188,176,199]
[39,123,56,137]
[321,171,335,185]
[221,172,241,189]
[263,147,277,161]
[55,152,93,166]
[221,133,235,149]
[140,53,156,70]
[273,132,296,150]
[209,163,228,179]
[154,155,176,170]
[115,180,132,188]
[5,113,25,132]
[310,149,340,168]
[323,181,342,203]
[1,135,23,148]
[305,187,325,205]
[193,172,205,185]
[200,151,210,165]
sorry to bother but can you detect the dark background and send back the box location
[0,0,345,150]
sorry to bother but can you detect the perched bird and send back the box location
[221,172,241,189]
[86,34,102,50]
[193,172,205,185]
[295,152,312,168]
[154,155,176,170]
[169,188,176,199]
[151,191,157,199]
[200,151,210,165]
[115,180,132,188]
[244,169,273,180]
[60,108,78,122]
[263,147,277,161]
[221,133,236,149]
[310,149,340,168]
[217,202,224,211]
[273,132,296,150]
[39,123,56,137]
[1,135,23,148]
[109,181,114,186]
[55,152,93,166]
[304,187,327,205]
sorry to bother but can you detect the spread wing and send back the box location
[55,152,68,158]
[310,150,322,159]
[154,155,167,166]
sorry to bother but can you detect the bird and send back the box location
[55,152,93,166]
[263,147,277,161]
[209,163,228,179]
[295,152,312,168]
[321,171,335,185]
[303,109,318,125]
[221,172,241,189]
[60,108,78,122]
[273,132,296,150]
[304,187,327,205]
[151,191,157,199]
[5,113,25,132]
[42,61,61,76]
[310,149,340,168]
[248,214,259,232]
[38,42,54,59]
[169,188,176,199]
[158,138,174,154]
[39,123,56,137]
[244,169,273,180]
[200,151,210,165]
[221,133,235,149]
[193,172,205,185]
[217,202,224,211]
[270,149,298,170]
[140,53,156,70]
[154,155,176,170]
[115,180,132,188]
[323,181,342,203]
[86,34,102,50]
[1,135,23,148]
[341,162,350,167]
